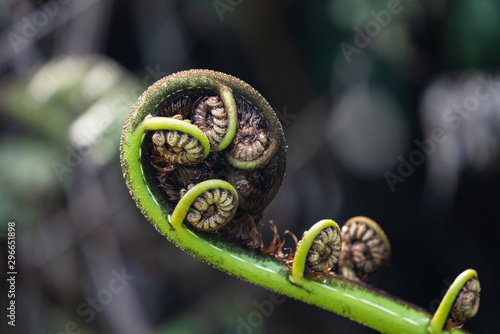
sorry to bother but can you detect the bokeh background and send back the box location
[1,0,499,333]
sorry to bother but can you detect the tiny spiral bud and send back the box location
[193,96,229,148]
[306,226,342,272]
[152,131,166,146]
[228,114,270,163]
[225,95,279,170]
[339,216,391,280]
[206,96,222,108]
[152,119,206,165]
[186,188,237,231]
[451,277,480,324]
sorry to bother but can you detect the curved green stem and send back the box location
[214,85,238,151]
[428,269,478,334]
[121,119,470,333]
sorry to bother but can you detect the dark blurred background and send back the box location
[1,0,499,333]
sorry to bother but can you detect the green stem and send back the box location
[428,269,478,334]
[121,120,470,334]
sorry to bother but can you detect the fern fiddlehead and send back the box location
[120,70,479,334]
